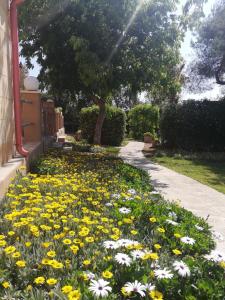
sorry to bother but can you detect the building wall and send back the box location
[0,0,15,166]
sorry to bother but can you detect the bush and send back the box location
[128,104,159,140]
[160,100,225,151]
[80,105,126,146]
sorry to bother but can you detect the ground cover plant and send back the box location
[0,151,225,299]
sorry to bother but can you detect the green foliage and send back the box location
[160,100,225,151]
[19,0,183,102]
[80,105,126,146]
[8,150,224,300]
[128,104,159,140]
[193,1,225,85]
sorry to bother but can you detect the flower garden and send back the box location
[0,150,225,299]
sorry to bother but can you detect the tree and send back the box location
[193,0,225,86]
[19,0,205,144]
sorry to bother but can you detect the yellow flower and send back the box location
[34,277,45,285]
[68,289,81,300]
[8,231,15,236]
[16,260,26,267]
[174,233,181,238]
[172,249,182,255]
[154,244,161,250]
[219,261,225,269]
[102,270,113,279]
[2,281,10,289]
[47,278,57,286]
[131,230,138,235]
[12,251,21,258]
[63,239,72,245]
[0,240,7,247]
[83,260,91,266]
[149,290,164,300]
[149,217,157,223]
[121,286,131,296]
[62,285,73,294]
[47,251,56,258]
[157,227,165,233]
[25,242,32,247]
[85,237,94,243]
[4,246,16,254]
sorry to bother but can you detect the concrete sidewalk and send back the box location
[119,141,225,254]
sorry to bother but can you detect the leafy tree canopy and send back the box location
[193,0,225,85]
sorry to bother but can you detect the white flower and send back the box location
[204,250,225,263]
[115,253,132,266]
[84,271,95,280]
[117,239,134,247]
[173,261,191,277]
[128,188,136,195]
[168,211,177,219]
[195,224,204,231]
[112,193,120,199]
[180,236,195,245]
[119,207,131,214]
[154,268,173,279]
[89,279,112,298]
[145,283,155,292]
[131,250,145,260]
[105,202,113,207]
[166,219,178,226]
[151,190,159,195]
[123,280,146,297]
[103,241,119,249]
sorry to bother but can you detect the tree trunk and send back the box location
[93,97,106,145]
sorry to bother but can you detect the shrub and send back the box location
[160,100,225,151]
[128,104,159,140]
[80,105,126,146]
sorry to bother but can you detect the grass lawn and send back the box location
[152,153,225,194]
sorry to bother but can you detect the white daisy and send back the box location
[145,283,155,292]
[154,268,173,279]
[84,271,95,280]
[119,207,131,214]
[204,250,225,263]
[123,280,146,297]
[195,224,204,231]
[173,261,191,277]
[166,219,179,226]
[89,279,112,298]
[128,188,136,195]
[111,193,120,199]
[168,211,177,219]
[105,202,113,207]
[103,240,119,249]
[131,250,145,260]
[117,239,133,247]
[115,253,132,266]
[151,190,159,195]
[180,236,196,245]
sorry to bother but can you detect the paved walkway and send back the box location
[119,141,225,254]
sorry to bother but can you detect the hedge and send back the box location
[80,105,126,146]
[128,104,159,140]
[160,100,225,151]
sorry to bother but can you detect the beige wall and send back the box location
[0,0,15,166]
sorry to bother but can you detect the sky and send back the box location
[24,0,220,100]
